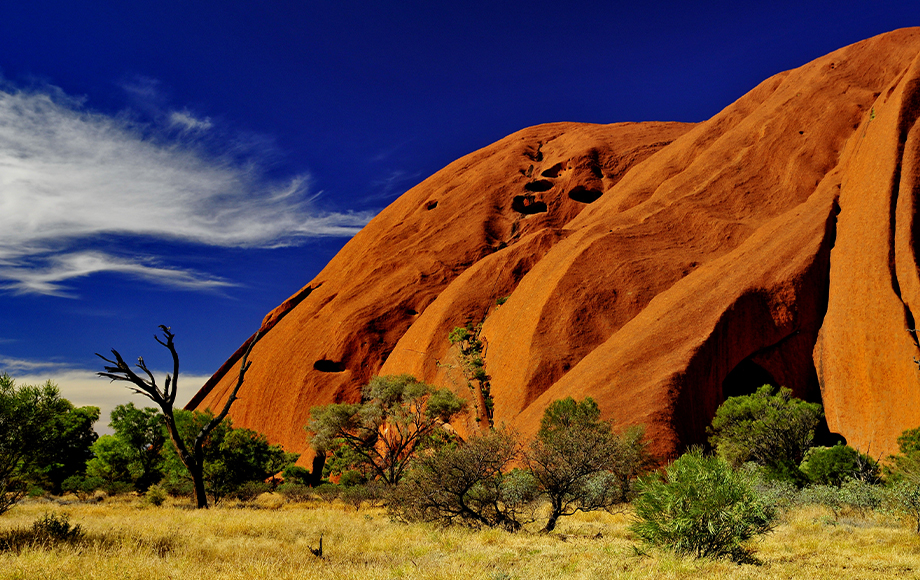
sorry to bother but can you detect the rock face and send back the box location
[189,28,920,460]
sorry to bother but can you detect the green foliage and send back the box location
[800,444,879,486]
[313,483,340,504]
[887,479,920,533]
[389,429,538,531]
[307,374,465,485]
[448,325,493,424]
[282,465,311,486]
[538,396,603,437]
[886,426,920,483]
[527,397,650,531]
[897,426,920,455]
[630,449,776,563]
[799,479,883,521]
[276,482,313,502]
[0,374,99,513]
[708,385,823,483]
[145,484,168,507]
[160,409,298,505]
[234,481,271,502]
[0,512,85,552]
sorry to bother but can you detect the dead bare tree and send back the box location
[97,325,259,509]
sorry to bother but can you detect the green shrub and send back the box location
[277,482,313,502]
[32,512,84,543]
[282,465,311,486]
[234,481,271,502]
[0,512,85,552]
[630,449,776,563]
[743,464,800,513]
[800,444,879,486]
[313,483,340,504]
[389,429,537,531]
[886,479,920,533]
[708,385,822,484]
[145,484,167,507]
[800,479,883,520]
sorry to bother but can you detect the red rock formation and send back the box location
[190,28,920,460]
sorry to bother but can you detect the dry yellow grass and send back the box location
[0,496,918,579]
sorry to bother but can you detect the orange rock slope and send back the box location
[189,28,920,460]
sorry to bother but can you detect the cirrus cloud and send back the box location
[0,83,373,296]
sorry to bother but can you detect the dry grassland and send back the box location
[0,496,919,579]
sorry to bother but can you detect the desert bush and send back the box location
[708,385,822,484]
[282,465,311,486]
[234,481,271,502]
[313,483,340,504]
[307,374,465,485]
[886,479,920,533]
[800,479,883,520]
[60,475,106,499]
[526,397,650,531]
[389,429,538,531]
[800,444,879,486]
[630,449,776,563]
[744,464,801,513]
[277,482,313,502]
[145,484,167,506]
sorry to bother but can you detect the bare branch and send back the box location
[194,330,262,453]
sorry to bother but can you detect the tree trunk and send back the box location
[543,503,562,532]
[310,451,326,487]
[190,464,209,509]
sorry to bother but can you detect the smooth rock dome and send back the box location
[189,28,920,461]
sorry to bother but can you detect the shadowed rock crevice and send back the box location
[541,162,567,178]
[524,179,554,192]
[313,360,345,373]
[568,186,603,204]
[721,359,778,400]
[512,195,548,215]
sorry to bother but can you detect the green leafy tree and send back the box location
[85,403,164,491]
[159,409,297,505]
[630,449,776,563]
[526,397,650,532]
[86,435,135,486]
[708,385,823,483]
[31,399,99,494]
[307,374,466,485]
[97,325,260,508]
[0,374,99,512]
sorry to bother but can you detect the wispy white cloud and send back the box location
[169,110,213,132]
[0,251,235,297]
[0,83,374,296]
[0,357,209,435]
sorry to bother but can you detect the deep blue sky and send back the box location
[0,0,918,425]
